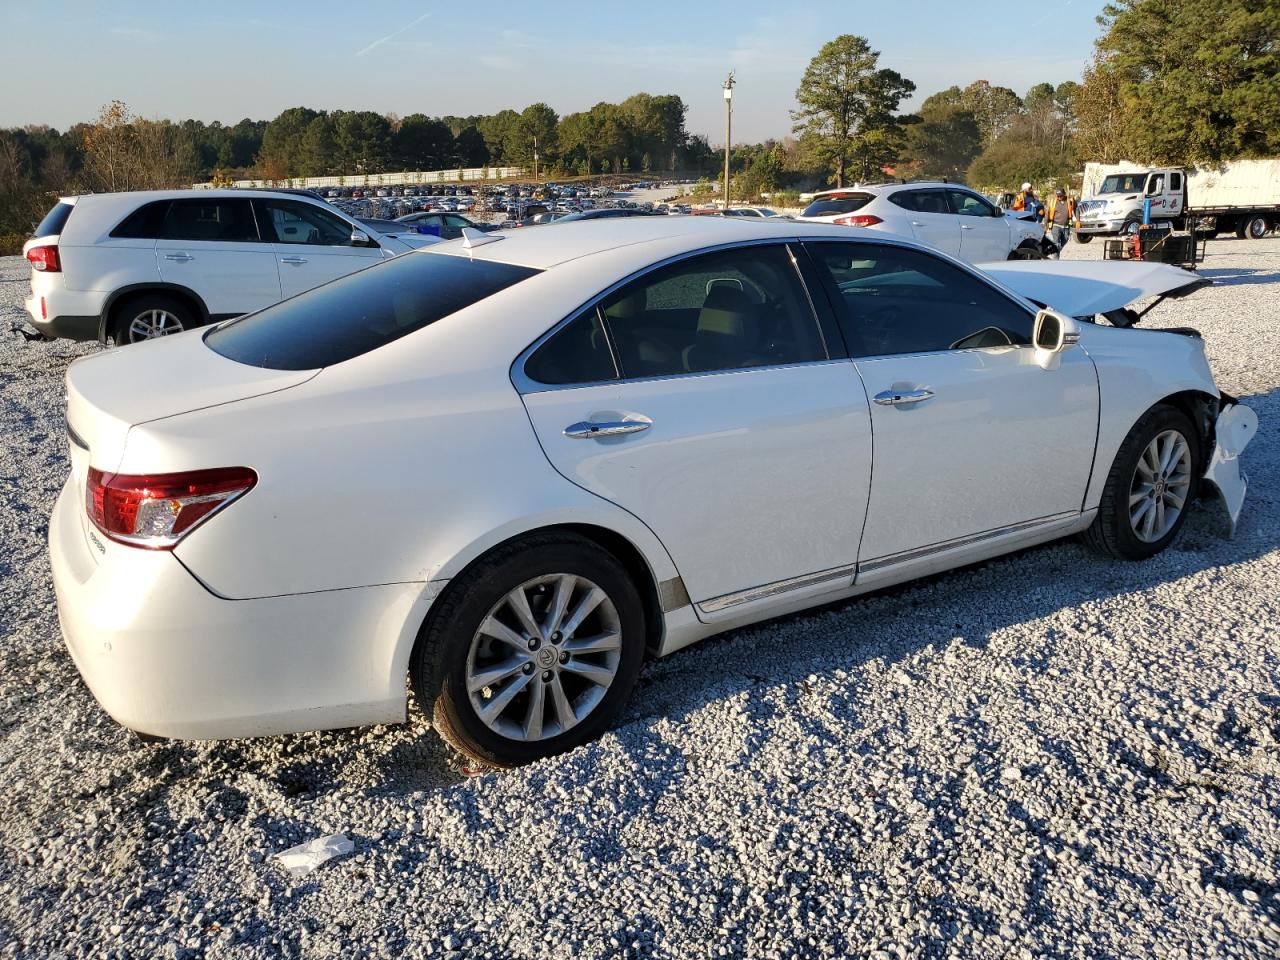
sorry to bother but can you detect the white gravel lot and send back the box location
[0,237,1277,960]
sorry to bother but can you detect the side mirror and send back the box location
[1033,308,1078,370]
[350,229,375,247]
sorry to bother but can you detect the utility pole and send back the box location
[533,135,539,185]
[723,71,734,209]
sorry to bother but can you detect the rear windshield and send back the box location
[801,193,873,217]
[205,252,540,370]
[34,201,74,238]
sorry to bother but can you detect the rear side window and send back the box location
[34,202,74,238]
[111,201,170,239]
[801,193,873,217]
[525,309,617,385]
[206,252,540,370]
[159,199,258,242]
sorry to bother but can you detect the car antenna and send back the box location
[460,227,503,259]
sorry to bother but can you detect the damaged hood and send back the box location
[976,259,1209,318]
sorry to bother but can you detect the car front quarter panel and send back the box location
[1080,325,1219,512]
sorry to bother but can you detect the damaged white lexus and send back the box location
[50,217,1258,767]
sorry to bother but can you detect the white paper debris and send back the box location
[271,833,355,877]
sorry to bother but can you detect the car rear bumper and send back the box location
[24,290,103,341]
[49,477,429,739]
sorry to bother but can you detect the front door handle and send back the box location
[563,417,652,439]
[280,256,308,265]
[873,388,934,407]
[163,252,193,262]
[910,221,925,227]
[960,224,975,230]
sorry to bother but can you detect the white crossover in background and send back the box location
[49,216,1256,766]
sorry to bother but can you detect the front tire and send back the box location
[1244,214,1271,239]
[1074,232,1093,244]
[112,293,192,345]
[1082,405,1200,560]
[1008,243,1043,261]
[411,534,646,768]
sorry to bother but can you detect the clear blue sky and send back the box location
[3,1,1107,144]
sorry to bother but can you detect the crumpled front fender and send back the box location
[1204,402,1259,538]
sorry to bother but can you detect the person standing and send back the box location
[1044,188,1075,256]
[1012,182,1044,220]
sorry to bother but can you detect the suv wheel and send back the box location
[412,534,646,768]
[113,294,193,345]
[1082,405,1200,560]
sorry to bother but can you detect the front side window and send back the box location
[805,242,1034,357]
[258,198,357,246]
[599,245,827,378]
[948,190,998,218]
[158,199,257,243]
[206,252,539,370]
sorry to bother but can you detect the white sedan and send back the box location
[50,218,1257,767]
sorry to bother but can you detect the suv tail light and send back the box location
[86,467,257,550]
[27,245,61,272]
[832,215,883,228]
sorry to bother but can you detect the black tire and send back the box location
[1122,217,1142,236]
[1244,214,1271,240]
[1008,243,1043,261]
[411,533,646,768]
[1082,405,1201,561]
[111,293,193,346]
[1233,219,1248,239]
[1074,232,1093,244]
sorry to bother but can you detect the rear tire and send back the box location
[411,534,646,768]
[1244,214,1271,239]
[111,293,193,346]
[1082,405,1200,561]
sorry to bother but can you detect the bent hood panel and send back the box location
[976,260,1208,317]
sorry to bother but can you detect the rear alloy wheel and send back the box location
[113,294,193,346]
[412,534,645,767]
[1083,406,1200,560]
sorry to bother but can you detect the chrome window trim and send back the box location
[511,237,836,395]
[857,510,1081,574]
[698,564,856,615]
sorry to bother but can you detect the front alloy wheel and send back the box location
[1129,430,1193,543]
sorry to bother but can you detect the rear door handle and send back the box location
[873,388,934,407]
[280,256,308,265]
[910,221,925,227]
[163,252,193,262]
[563,417,652,439]
[960,224,975,230]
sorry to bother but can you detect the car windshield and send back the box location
[1098,173,1149,194]
[206,252,540,370]
[801,193,874,217]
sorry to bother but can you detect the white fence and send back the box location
[195,166,527,190]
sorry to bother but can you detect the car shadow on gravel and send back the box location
[1197,267,1280,287]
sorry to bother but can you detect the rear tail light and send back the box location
[86,467,257,550]
[832,215,883,228]
[26,245,61,272]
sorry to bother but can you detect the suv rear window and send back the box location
[205,252,540,370]
[801,193,873,217]
[34,202,74,238]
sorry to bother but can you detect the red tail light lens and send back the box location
[27,245,61,272]
[832,215,884,228]
[86,467,257,550]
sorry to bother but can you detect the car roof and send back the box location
[811,181,970,198]
[423,215,921,270]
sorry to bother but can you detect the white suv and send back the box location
[798,182,1046,262]
[21,189,440,345]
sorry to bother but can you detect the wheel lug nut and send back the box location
[559,651,569,664]
[541,671,553,682]
[527,637,540,651]
[522,663,534,675]
[551,631,562,642]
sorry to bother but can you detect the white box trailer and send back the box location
[1076,158,1280,241]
